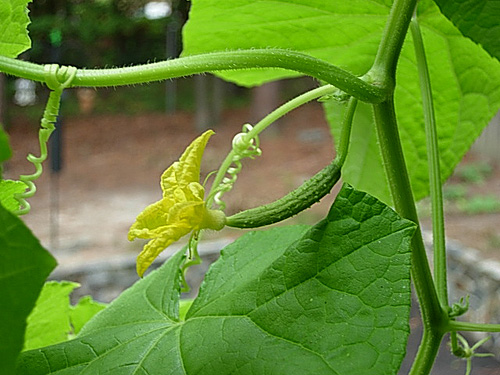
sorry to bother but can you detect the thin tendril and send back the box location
[453,334,494,375]
[13,64,77,215]
[206,85,337,209]
[209,124,262,210]
[180,232,202,293]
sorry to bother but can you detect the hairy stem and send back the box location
[335,97,358,166]
[448,321,500,333]
[370,0,418,87]
[370,0,450,373]
[373,99,446,374]
[225,97,357,228]
[0,50,386,103]
[409,330,444,374]
[410,18,448,307]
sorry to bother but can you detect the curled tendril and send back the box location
[13,64,77,215]
[180,233,202,293]
[211,124,262,210]
[453,334,494,375]
[449,295,470,318]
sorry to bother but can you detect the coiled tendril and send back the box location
[13,64,77,215]
[212,124,262,210]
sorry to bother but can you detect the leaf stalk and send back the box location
[410,17,449,308]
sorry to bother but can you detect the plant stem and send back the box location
[410,18,448,307]
[372,99,443,320]
[370,0,418,88]
[370,0,449,373]
[373,99,446,374]
[448,321,500,333]
[206,84,337,207]
[335,97,358,166]
[0,50,386,103]
[411,330,445,374]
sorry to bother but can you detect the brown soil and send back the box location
[4,103,499,268]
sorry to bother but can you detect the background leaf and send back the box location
[1,126,13,180]
[0,0,32,58]
[327,11,500,204]
[18,185,415,375]
[69,295,106,335]
[0,179,26,212]
[183,0,388,86]
[23,281,80,351]
[433,0,500,61]
[183,0,500,204]
[23,281,106,350]
[0,127,12,164]
[0,203,56,375]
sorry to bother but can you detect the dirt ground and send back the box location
[4,102,500,269]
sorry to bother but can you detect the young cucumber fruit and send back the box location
[225,159,341,228]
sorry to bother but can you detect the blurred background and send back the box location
[1,0,334,288]
[1,1,499,373]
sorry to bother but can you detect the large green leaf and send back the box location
[183,0,500,204]
[183,0,389,86]
[23,281,106,351]
[433,0,500,61]
[17,185,415,375]
[0,203,56,375]
[328,4,500,204]
[0,0,32,58]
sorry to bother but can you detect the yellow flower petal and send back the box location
[161,130,214,197]
[128,199,173,240]
[128,129,225,278]
[136,223,192,277]
[167,201,206,228]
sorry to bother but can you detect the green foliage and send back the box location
[0,127,12,164]
[183,0,500,205]
[2,0,500,373]
[443,184,468,201]
[28,0,173,67]
[324,2,500,204]
[0,0,32,57]
[23,281,106,351]
[69,295,106,335]
[0,203,56,375]
[457,195,500,215]
[23,281,80,351]
[183,0,388,85]
[178,299,194,321]
[455,162,493,184]
[0,180,26,212]
[433,0,500,61]
[17,185,416,374]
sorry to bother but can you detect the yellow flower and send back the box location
[128,130,225,277]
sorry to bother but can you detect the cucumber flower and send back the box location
[128,130,226,277]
